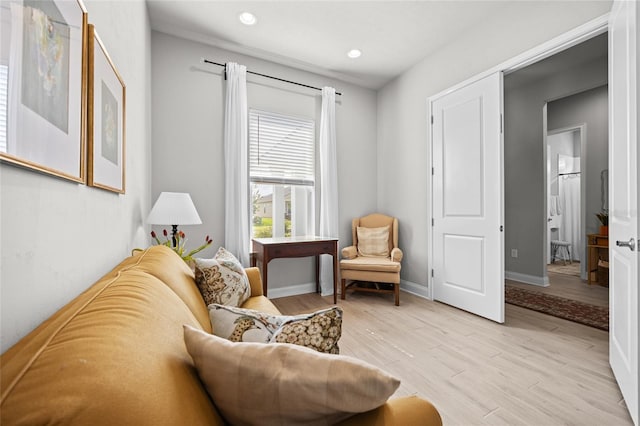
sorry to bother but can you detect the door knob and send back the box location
[616,238,636,251]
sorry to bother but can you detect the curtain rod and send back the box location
[201,58,342,96]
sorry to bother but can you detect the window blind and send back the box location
[0,65,7,152]
[249,109,315,186]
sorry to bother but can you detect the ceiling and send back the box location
[146,1,608,90]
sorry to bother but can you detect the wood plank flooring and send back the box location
[272,291,631,426]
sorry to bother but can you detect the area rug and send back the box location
[547,261,581,277]
[505,286,608,331]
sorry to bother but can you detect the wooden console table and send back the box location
[251,236,339,303]
[587,234,609,286]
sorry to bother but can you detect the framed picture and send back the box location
[87,24,125,193]
[0,0,88,182]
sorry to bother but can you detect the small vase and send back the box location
[599,225,608,236]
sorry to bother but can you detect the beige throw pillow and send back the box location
[184,325,400,426]
[357,226,390,257]
[194,247,251,307]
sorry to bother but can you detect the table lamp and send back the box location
[147,192,202,247]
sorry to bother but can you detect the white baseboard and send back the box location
[268,280,433,301]
[268,282,317,299]
[505,271,549,287]
[400,279,431,300]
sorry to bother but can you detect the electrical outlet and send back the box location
[511,249,518,258]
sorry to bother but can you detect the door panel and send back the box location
[432,72,504,323]
[443,98,483,216]
[609,0,639,423]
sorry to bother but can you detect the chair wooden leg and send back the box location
[394,283,400,306]
[341,278,346,300]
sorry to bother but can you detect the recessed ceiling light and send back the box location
[347,49,362,59]
[239,12,257,26]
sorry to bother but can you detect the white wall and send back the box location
[377,1,611,291]
[0,0,152,353]
[151,31,377,295]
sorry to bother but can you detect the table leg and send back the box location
[332,250,338,304]
[315,255,320,293]
[262,255,269,297]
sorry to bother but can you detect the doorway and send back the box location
[503,33,609,321]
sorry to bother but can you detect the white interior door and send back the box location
[609,1,639,424]
[431,72,504,323]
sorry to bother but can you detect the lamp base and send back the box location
[171,224,178,247]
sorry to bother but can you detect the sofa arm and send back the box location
[336,396,442,426]
[342,246,357,259]
[244,267,263,297]
[391,248,403,263]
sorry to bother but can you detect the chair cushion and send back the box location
[340,257,401,273]
[357,226,390,257]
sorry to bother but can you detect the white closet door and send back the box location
[431,72,504,323]
[609,0,639,423]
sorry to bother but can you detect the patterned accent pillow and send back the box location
[194,247,251,307]
[271,307,343,354]
[208,304,287,343]
[357,226,390,257]
[208,304,343,354]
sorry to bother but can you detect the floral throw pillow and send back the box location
[208,304,287,343]
[207,304,343,354]
[194,247,251,307]
[271,307,343,354]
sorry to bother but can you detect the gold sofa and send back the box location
[0,245,441,425]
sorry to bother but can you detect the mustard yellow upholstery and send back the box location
[1,245,439,425]
[340,213,403,305]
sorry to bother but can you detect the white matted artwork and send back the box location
[87,24,125,193]
[0,0,87,182]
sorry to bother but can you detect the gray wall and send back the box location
[548,85,609,236]
[151,31,378,296]
[0,0,152,352]
[504,60,607,279]
[377,1,611,292]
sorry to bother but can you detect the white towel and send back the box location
[549,195,561,216]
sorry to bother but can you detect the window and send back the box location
[249,109,315,238]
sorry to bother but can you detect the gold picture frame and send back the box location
[0,0,88,183]
[87,24,125,193]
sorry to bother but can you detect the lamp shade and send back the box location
[147,192,202,225]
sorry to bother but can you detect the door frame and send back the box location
[428,13,609,300]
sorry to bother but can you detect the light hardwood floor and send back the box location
[272,291,631,425]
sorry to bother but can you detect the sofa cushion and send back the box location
[209,305,343,354]
[194,247,251,307]
[0,248,224,426]
[184,325,401,426]
[357,226,390,257]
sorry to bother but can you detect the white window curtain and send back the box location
[224,63,250,266]
[319,87,338,295]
